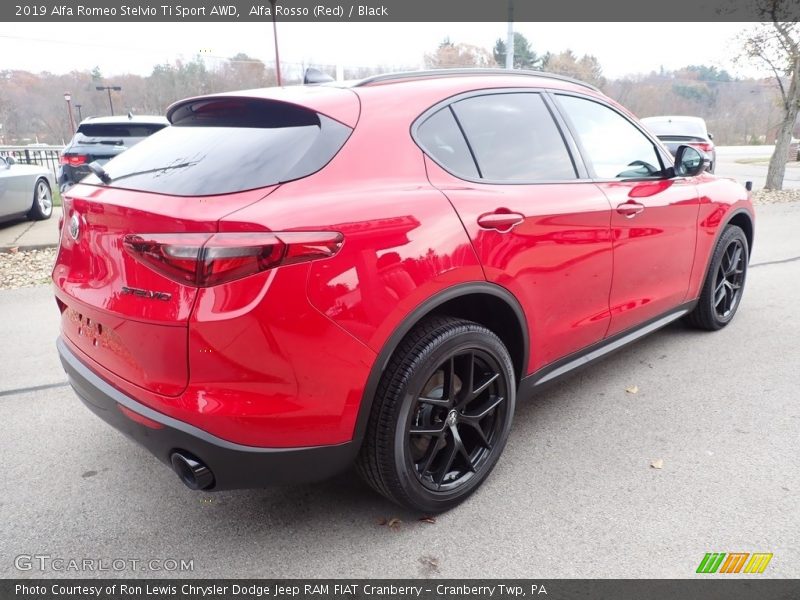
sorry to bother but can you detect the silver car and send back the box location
[0,156,54,222]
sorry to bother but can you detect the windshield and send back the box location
[643,118,707,138]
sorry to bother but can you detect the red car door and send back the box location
[553,94,699,337]
[418,91,614,374]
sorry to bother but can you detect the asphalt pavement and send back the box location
[0,203,798,579]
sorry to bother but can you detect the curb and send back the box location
[0,243,58,254]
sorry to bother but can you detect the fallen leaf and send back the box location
[376,517,387,526]
[626,385,639,394]
[419,516,436,524]
[419,555,440,570]
[650,458,664,469]
[387,517,402,531]
[8,247,19,254]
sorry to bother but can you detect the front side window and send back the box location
[557,95,664,179]
[451,93,577,181]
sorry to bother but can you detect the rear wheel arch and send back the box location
[352,282,528,447]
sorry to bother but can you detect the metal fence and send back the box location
[0,146,63,178]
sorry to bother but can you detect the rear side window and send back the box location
[76,123,166,138]
[451,93,576,181]
[416,108,479,179]
[84,98,351,196]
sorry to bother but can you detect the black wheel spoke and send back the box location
[727,245,742,276]
[465,394,505,420]
[410,422,446,435]
[418,433,445,475]
[418,395,450,408]
[444,357,456,403]
[472,373,500,398]
[459,417,492,449]
[434,443,459,486]
[407,345,509,492]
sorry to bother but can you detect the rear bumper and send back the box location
[58,337,358,491]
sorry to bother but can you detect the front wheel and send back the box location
[357,316,516,513]
[685,224,748,330]
[28,178,53,221]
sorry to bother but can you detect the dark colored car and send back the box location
[54,70,754,512]
[58,115,168,192]
[641,115,716,172]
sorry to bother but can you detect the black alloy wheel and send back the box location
[408,349,508,492]
[686,224,749,331]
[712,237,746,320]
[357,316,516,513]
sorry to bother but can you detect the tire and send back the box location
[28,178,53,221]
[357,316,516,513]
[685,224,748,331]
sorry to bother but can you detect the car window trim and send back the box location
[549,90,677,183]
[411,87,589,186]
[447,105,483,178]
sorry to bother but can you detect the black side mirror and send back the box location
[674,145,705,177]
[708,133,714,141]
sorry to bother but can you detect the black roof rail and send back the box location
[353,68,601,93]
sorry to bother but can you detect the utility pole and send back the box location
[505,0,514,70]
[96,85,122,116]
[75,104,83,122]
[64,92,76,133]
[268,0,282,86]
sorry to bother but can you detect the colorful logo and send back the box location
[696,552,773,574]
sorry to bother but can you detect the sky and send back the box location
[0,22,766,80]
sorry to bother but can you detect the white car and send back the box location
[0,155,54,222]
[640,115,716,173]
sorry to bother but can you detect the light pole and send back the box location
[505,0,514,70]
[96,85,122,115]
[268,0,282,86]
[64,92,76,133]
[75,104,83,122]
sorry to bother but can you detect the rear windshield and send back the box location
[82,98,352,196]
[643,119,706,138]
[76,123,166,138]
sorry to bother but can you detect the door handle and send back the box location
[616,201,645,218]
[477,210,525,233]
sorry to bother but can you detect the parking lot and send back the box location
[0,191,798,578]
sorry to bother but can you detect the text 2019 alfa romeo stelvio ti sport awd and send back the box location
[54,70,754,512]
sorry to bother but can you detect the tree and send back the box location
[425,39,494,69]
[493,32,541,70]
[542,50,606,89]
[742,14,800,189]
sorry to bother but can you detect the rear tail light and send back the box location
[60,153,88,166]
[123,231,344,287]
[690,142,713,153]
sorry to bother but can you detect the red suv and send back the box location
[54,70,754,512]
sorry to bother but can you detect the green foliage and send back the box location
[493,32,542,70]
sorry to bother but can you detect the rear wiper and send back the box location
[108,161,197,183]
[87,161,112,184]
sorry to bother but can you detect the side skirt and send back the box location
[519,301,697,398]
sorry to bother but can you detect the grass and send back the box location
[52,187,61,208]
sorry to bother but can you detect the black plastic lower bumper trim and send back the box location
[57,337,358,491]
